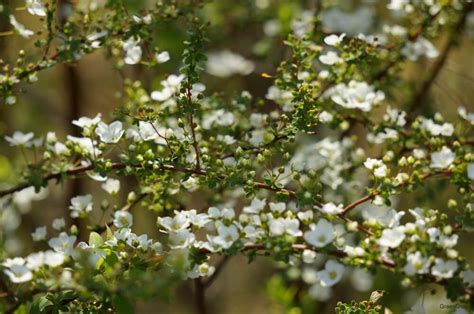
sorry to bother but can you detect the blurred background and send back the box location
[1,0,474,313]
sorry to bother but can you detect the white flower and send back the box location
[431,258,458,279]
[43,251,65,267]
[169,229,195,249]
[440,234,458,249]
[2,257,26,268]
[87,31,108,48]
[155,51,170,63]
[364,158,388,178]
[182,176,199,192]
[263,20,281,37]
[319,202,344,215]
[113,211,133,229]
[308,282,332,302]
[248,129,265,147]
[72,113,102,129]
[31,226,47,241]
[26,0,47,16]
[187,262,216,279]
[403,251,430,276]
[319,111,334,123]
[413,149,426,159]
[430,147,455,169]
[158,212,190,232]
[373,164,388,178]
[123,37,142,65]
[243,198,266,214]
[187,209,211,227]
[458,106,474,124]
[377,227,405,248]
[4,264,33,283]
[420,118,453,137]
[467,164,474,180]
[268,218,302,237]
[6,96,16,105]
[269,202,286,214]
[326,80,385,112]
[291,10,314,38]
[9,15,34,38]
[52,218,66,230]
[318,260,344,287]
[208,223,239,250]
[350,269,373,292]
[127,234,152,251]
[5,131,34,146]
[102,178,120,194]
[321,7,373,35]
[319,51,342,65]
[461,270,474,287]
[324,33,345,46]
[95,121,124,143]
[77,242,106,265]
[26,252,44,270]
[304,219,335,248]
[302,250,316,263]
[206,50,254,77]
[364,158,383,170]
[297,210,314,222]
[48,232,77,256]
[401,37,438,61]
[387,0,409,11]
[69,194,93,218]
[343,245,364,257]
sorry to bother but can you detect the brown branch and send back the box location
[202,256,231,288]
[199,242,473,298]
[407,3,472,118]
[0,163,125,197]
[1,162,453,239]
[341,170,453,216]
[194,279,207,314]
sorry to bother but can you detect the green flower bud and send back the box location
[128,191,137,203]
[448,199,457,209]
[70,225,79,235]
[398,157,407,167]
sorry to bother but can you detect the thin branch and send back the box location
[407,3,472,118]
[0,160,456,239]
[194,279,207,314]
[341,170,452,216]
[203,256,231,288]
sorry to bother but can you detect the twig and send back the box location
[341,170,452,216]
[194,279,207,314]
[203,256,231,288]
[407,3,472,118]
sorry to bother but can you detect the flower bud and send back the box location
[448,199,457,209]
[347,221,358,232]
[398,157,407,167]
[447,249,458,259]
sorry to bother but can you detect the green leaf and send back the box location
[30,296,53,314]
[89,232,104,247]
[112,295,134,314]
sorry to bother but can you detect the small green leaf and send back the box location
[112,295,134,314]
[89,231,104,247]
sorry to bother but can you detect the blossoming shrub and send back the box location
[0,0,473,313]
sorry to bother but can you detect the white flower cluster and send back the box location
[156,199,344,282]
[401,37,439,61]
[324,80,385,112]
[420,117,454,137]
[206,50,254,77]
[290,137,365,190]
